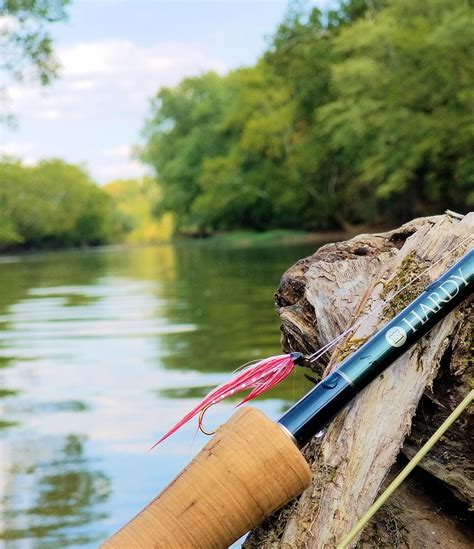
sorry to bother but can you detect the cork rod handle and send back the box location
[101,407,311,549]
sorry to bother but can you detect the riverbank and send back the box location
[178,229,361,248]
[1,228,373,256]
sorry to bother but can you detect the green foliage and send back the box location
[0,158,114,249]
[318,0,473,221]
[0,0,70,85]
[104,177,173,243]
[192,64,295,230]
[141,72,234,229]
[1,0,70,124]
[141,0,473,233]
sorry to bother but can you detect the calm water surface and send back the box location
[0,242,317,548]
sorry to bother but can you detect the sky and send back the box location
[1,0,328,184]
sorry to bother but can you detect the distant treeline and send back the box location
[0,159,113,249]
[0,159,171,250]
[141,0,473,232]
[1,0,471,251]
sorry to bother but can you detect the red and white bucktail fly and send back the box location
[150,352,303,450]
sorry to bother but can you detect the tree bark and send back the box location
[244,212,473,548]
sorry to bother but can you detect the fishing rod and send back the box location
[102,246,473,549]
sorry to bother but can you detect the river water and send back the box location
[0,241,317,548]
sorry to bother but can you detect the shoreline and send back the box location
[0,226,395,258]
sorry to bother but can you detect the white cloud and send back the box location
[0,142,39,166]
[6,84,31,104]
[103,145,132,158]
[0,141,33,156]
[58,39,226,81]
[60,40,171,77]
[9,39,227,118]
[3,38,227,182]
[68,79,97,91]
[98,146,150,182]
[0,15,19,34]
[96,159,147,183]
[35,109,62,121]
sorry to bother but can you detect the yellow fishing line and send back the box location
[337,389,474,548]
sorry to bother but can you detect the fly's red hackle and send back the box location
[150,353,299,450]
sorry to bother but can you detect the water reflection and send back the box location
[0,242,316,547]
[1,435,110,548]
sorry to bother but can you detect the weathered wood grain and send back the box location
[246,212,473,548]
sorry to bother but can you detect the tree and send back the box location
[1,0,70,84]
[192,63,294,230]
[1,0,70,123]
[140,0,473,233]
[318,0,473,221]
[0,158,115,249]
[104,177,173,243]
[141,72,234,231]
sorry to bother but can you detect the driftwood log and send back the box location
[245,212,473,548]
